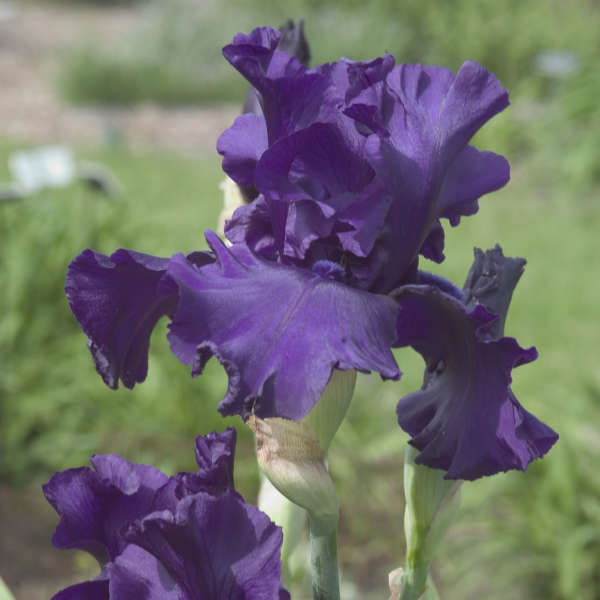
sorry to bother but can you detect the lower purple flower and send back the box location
[43,429,289,600]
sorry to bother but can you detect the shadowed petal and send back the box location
[43,467,114,563]
[394,285,558,480]
[108,545,181,600]
[52,580,109,600]
[166,231,400,420]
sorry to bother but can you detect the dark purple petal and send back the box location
[342,54,396,138]
[165,231,400,420]
[419,220,445,264]
[127,490,286,600]
[394,285,558,480]
[52,580,109,600]
[66,249,177,389]
[108,545,181,600]
[43,467,114,563]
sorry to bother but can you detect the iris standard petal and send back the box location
[223,27,333,144]
[394,285,558,480]
[362,62,509,285]
[218,113,268,188]
[66,249,177,389]
[165,231,400,420]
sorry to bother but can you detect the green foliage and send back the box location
[59,0,599,110]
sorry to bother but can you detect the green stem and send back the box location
[399,566,430,600]
[308,513,340,600]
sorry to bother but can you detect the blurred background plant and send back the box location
[1,0,599,599]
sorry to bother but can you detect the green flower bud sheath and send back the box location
[399,445,461,600]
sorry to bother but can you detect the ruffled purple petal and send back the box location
[223,27,284,90]
[165,231,400,420]
[252,123,383,261]
[255,123,374,200]
[126,490,286,600]
[223,27,334,145]
[65,249,177,389]
[394,285,558,480]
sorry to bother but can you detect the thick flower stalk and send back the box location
[65,26,557,483]
[43,429,289,600]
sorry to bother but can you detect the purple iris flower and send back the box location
[65,26,557,480]
[43,429,289,600]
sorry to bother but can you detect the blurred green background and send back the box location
[1,0,599,599]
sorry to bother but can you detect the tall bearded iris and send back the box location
[66,26,557,481]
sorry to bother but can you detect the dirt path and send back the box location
[0,0,239,154]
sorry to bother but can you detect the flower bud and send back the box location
[248,369,356,523]
[249,414,339,522]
